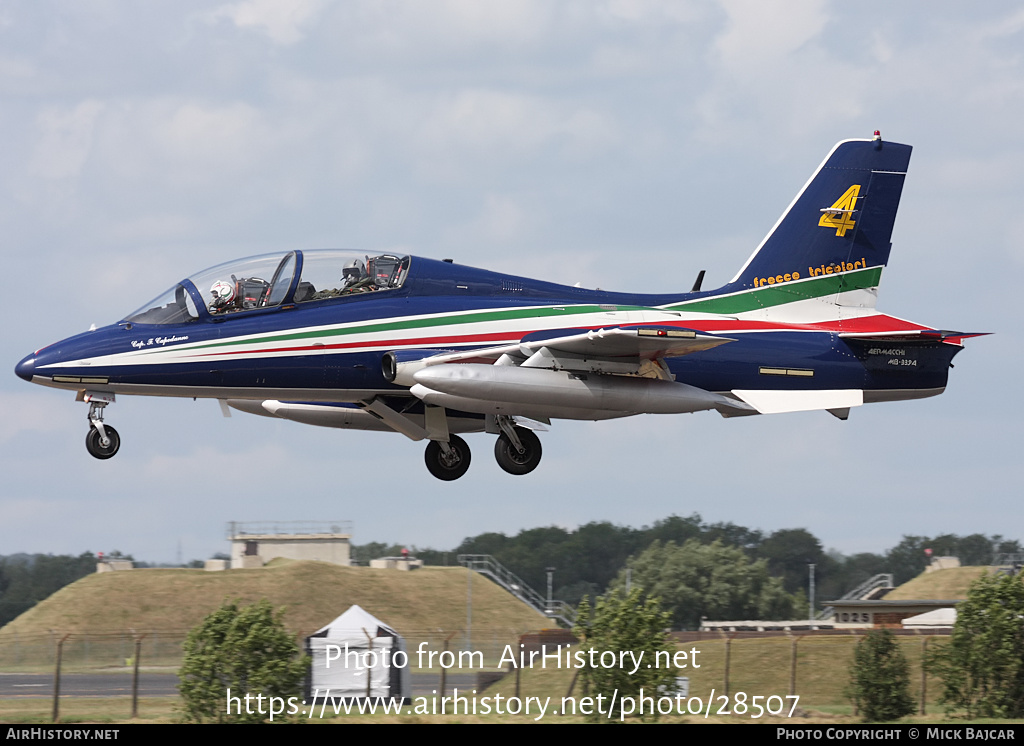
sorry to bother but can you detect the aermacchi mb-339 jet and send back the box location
[15,133,981,480]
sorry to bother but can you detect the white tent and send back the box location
[306,605,411,703]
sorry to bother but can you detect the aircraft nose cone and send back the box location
[14,354,36,382]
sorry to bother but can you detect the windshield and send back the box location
[125,250,411,324]
[124,283,200,325]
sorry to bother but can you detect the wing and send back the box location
[229,323,751,441]
[388,324,737,384]
[395,324,754,420]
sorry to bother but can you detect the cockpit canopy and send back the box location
[125,250,411,325]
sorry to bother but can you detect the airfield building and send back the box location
[227,521,352,569]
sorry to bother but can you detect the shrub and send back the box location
[847,629,915,722]
[179,599,308,723]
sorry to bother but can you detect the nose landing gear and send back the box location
[82,392,120,460]
[86,424,120,459]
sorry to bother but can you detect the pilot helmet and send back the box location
[342,259,366,282]
[210,280,235,307]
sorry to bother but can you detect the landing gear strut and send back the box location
[493,419,542,476]
[424,435,471,481]
[84,395,120,460]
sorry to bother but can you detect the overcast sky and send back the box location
[2,1,1020,565]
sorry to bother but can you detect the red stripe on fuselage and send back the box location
[187,313,932,359]
[190,331,522,358]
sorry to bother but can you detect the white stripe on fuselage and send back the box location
[40,305,730,370]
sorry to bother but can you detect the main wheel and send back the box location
[85,425,120,460]
[424,435,471,481]
[494,427,542,475]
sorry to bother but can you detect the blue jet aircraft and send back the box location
[15,133,981,480]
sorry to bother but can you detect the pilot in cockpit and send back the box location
[208,280,236,313]
[209,276,270,312]
[340,259,368,290]
[308,258,371,301]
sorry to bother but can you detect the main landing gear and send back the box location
[421,417,544,481]
[494,424,542,476]
[83,394,120,460]
[424,435,471,481]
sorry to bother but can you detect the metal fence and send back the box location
[0,630,189,671]
[0,626,531,673]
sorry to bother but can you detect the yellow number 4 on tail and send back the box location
[819,185,861,237]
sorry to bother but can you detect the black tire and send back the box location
[85,425,120,460]
[424,435,471,481]
[494,427,542,475]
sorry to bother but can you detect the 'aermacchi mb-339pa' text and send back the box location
[15,134,981,480]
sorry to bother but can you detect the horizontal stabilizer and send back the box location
[839,329,990,346]
[918,330,990,345]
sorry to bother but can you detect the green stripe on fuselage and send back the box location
[142,267,881,356]
[661,266,882,314]
[180,303,649,353]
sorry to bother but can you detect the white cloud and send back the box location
[598,0,701,25]
[155,101,269,175]
[692,1,873,144]
[84,97,280,202]
[421,89,558,153]
[418,0,550,44]
[29,100,103,181]
[0,391,78,445]
[713,0,828,72]
[446,193,530,246]
[414,88,618,182]
[0,54,36,86]
[973,7,1024,39]
[205,0,327,45]
[348,0,552,52]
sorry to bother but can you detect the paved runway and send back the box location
[0,671,489,699]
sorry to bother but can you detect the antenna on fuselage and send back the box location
[691,270,706,292]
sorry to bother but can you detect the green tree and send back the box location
[614,539,796,629]
[756,528,827,594]
[178,599,309,723]
[885,535,932,584]
[846,629,915,722]
[927,573,1024,718]
[0,552,97,626]
[573,586,676,722]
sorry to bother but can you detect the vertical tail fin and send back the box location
[726,136,912,310]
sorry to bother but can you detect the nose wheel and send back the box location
[86,425,120,460]
[424,435,471,481]
[494,425,542,475]
[83,394,120,460]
